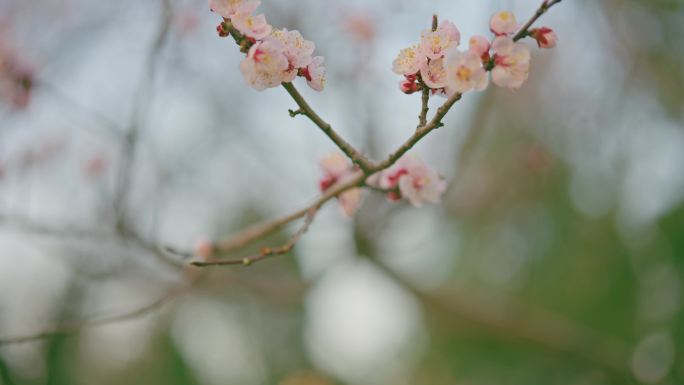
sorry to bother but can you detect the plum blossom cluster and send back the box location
[318,153,447,214]
[209,0,326,91]
[393,12,557,96]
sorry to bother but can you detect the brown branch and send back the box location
[417,15,439,129]
[417,77,430,129]
[282,83,373,172]
[221,21,372,173]
[194,0,564,268]
[371,91,462,172]
[214,172,365,254]
[513,0,563,42]
[192,207,318,266]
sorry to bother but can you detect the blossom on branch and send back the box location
[489,11,518,36]
[445,50,488,94]
[491,36,531,89]
[420,57,447,89]
[232,12,272,39]
[468,35,491,60]
[210,0,325,91]
[301,56,326,91]
[420,21,461,59]
[209,0,260,19]
[392,45,426,77]
[529,27,558,48]
[377,155,447,208]
[319,153,363,217]
[239,39,289,90]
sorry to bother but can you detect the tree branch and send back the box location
[513,0,563,42]
[371,91,462,172]
[213,171,365,255]
[192,207,318,266]
[194,0,563,268]
[282,82,373,172]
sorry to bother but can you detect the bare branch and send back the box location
[213,172,365,255]
[113,0,173,230]
[192,207,318,267]
[282,82,373,172]
[372,91,462,172]
[513,0,563,42]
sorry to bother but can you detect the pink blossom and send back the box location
[239,39,289,90]
[380,155,447,208]
[301,56,326,91]
[489,11,518,36]
[208,0,260,19]
[530,27,557,48]
[270,28,315,80]
[491,36,530,90]
[468,35,490,59]
[420,57,447,89]
[445,50,488,94]
[420,22,460,60]
[232,12,272,40]
[438,20,461,47]
[392,45,425,76]
[319,153,363,216]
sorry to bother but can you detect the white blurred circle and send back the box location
[304,258,424,385]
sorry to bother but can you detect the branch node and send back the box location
[288,108,304,118]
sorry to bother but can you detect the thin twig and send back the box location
[221,20,372,172]
[113,0,173,230]
[372,92,462,171]
[417,15,439,129]
[192,207,318,267]
[417,77,430,129]
[196,0,563,268]
[513,0,563,42]
[213,171,365,254]
[282,83,373,172]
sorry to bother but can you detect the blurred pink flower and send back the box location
[319,153,363,217]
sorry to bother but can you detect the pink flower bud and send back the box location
[529,27,557,49]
